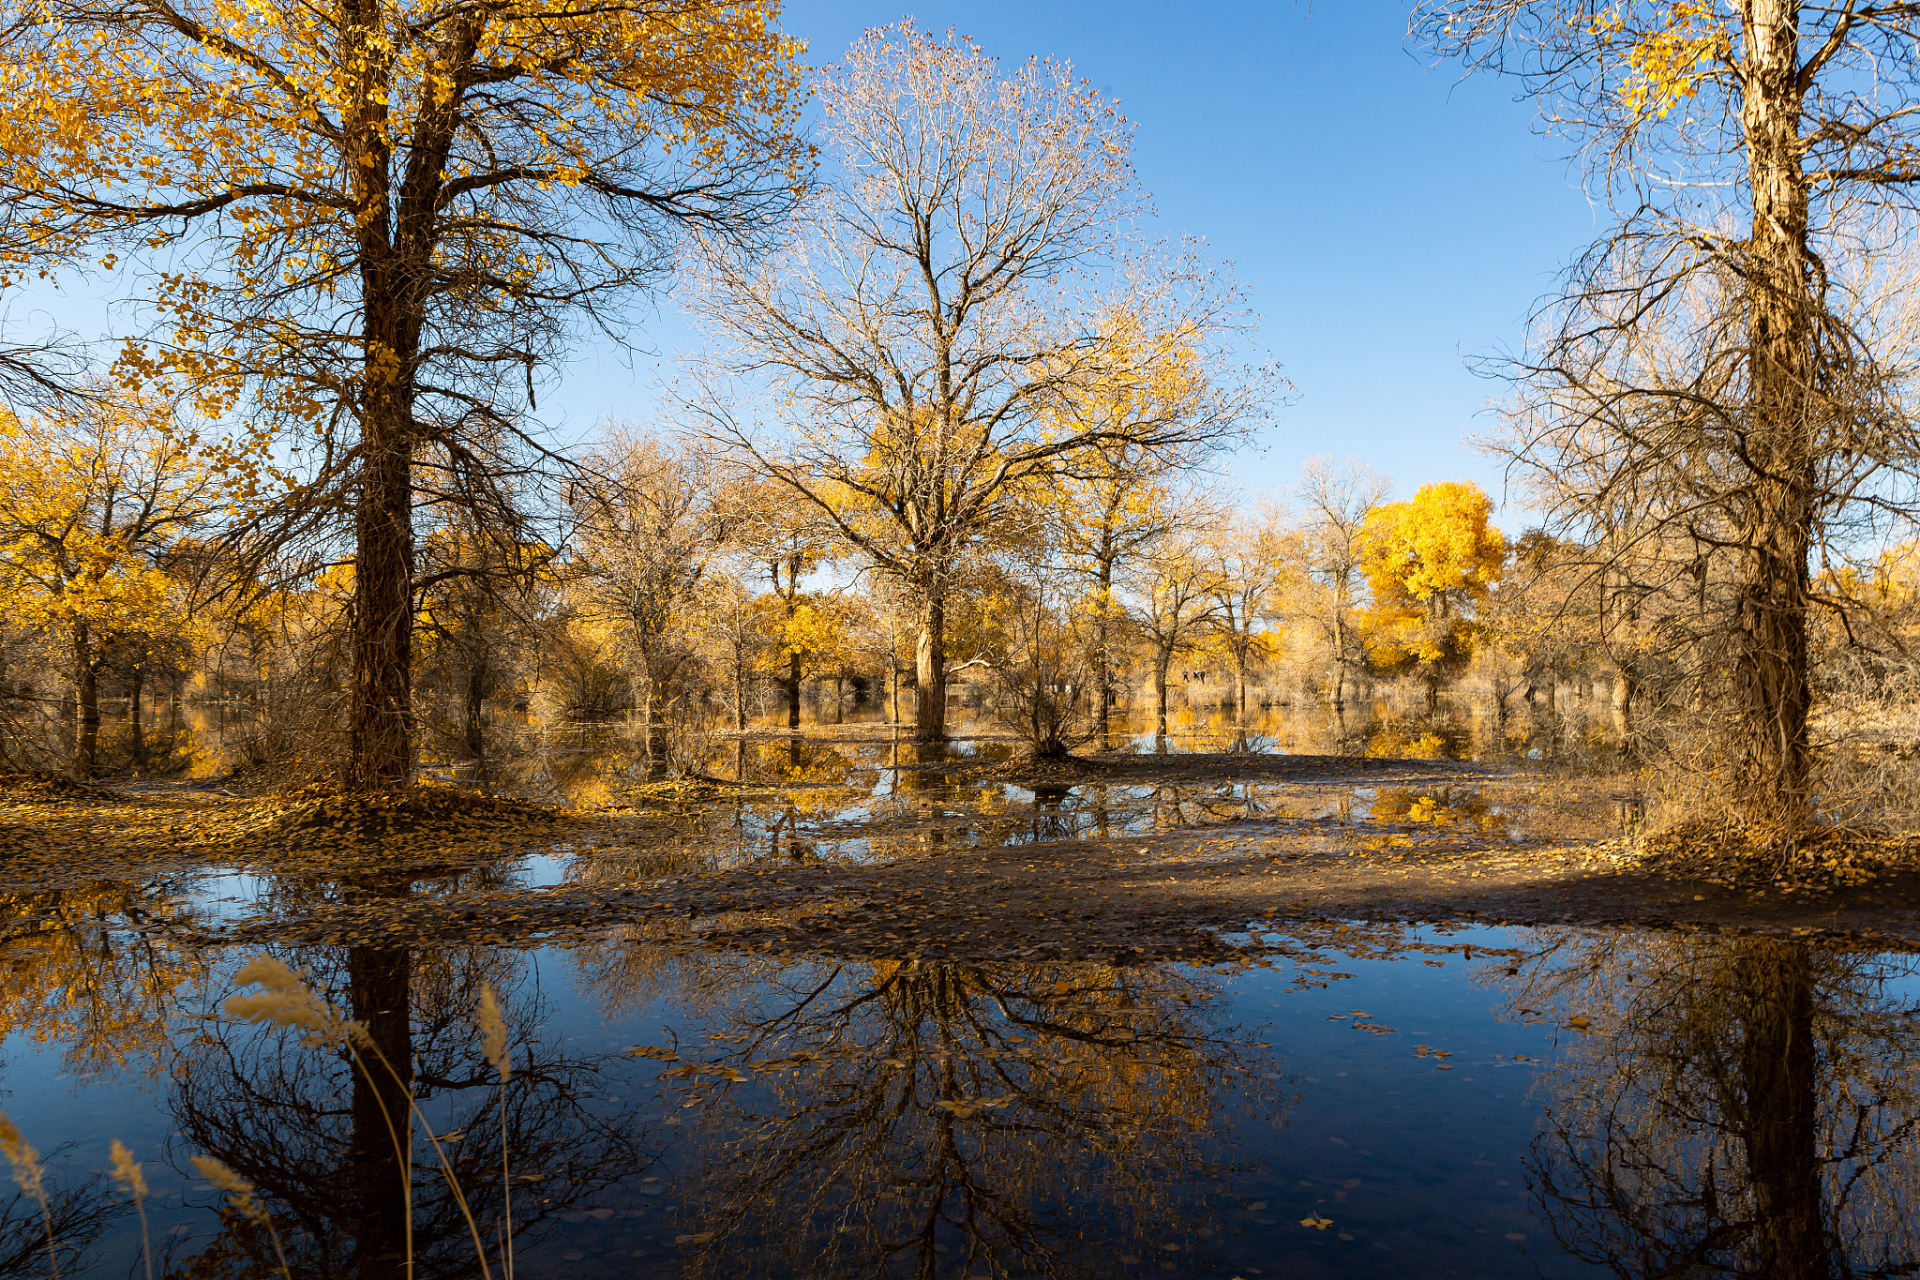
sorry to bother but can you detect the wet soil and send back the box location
[7,753,1920,958]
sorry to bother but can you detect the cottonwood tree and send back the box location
[0,389,230,776]
[2,0,808,788]
[1418,0,1920,830]
[691,24,1265,742]
[570,430,732,765]
[1205,508,1283,718]
[1356,480,1507,708]
[1291,456,1392,707]
[1124,531,1225,748]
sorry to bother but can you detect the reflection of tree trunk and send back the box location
[1738,941,1824,1280]
[347,945,414,1280]
[915,593,947,744]
[72,623,98,780]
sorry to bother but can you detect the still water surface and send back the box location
[7,909,1917,1278]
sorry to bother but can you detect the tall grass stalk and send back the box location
[477,982,515,1280]
[108,1140,154,1280]
[189,1156,292,1280]
[0,1113,58,1280]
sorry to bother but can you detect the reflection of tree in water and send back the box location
[0,882,213,1079]
[164,938,659,1279]
[1503,934,1920,1279]
[630,954,1279,1279]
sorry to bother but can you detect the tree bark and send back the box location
[1096,554,1114,750]
[1736,0,1815,824]
[72,622,98,780]
[914,591,947,743]
[1152,644,1172,745]
[129,664,147,776]
[462,652,486,763]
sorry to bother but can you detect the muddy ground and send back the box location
[5,749,1919,958]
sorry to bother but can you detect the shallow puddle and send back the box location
[6,909,1918,1277]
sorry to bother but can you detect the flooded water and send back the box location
[6,898,1918,1278]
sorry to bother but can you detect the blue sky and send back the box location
[555,1,1610,522]
[19,3,1607,524]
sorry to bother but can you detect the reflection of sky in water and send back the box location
[14,922,1919,1277]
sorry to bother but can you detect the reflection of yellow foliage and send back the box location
[0,887,207,1077]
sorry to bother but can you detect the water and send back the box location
[5,898,1918,1278]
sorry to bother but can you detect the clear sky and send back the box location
[17,3,1609,523]
[552,1,1610,522]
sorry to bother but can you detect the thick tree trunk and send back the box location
[784,648,802,731]
[72,623,98,780]
[345,383,416,790]
[1736,0,1815,825]
[734,650,747,732]
[1234,648,1249,716]
[914,592,947,743]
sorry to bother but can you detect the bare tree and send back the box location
[1419,1,1920,834]
[690,24,1265,742]
[1124,532,1225,749]
[1292,456,1391,708]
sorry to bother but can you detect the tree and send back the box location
[571,431,731,765]
[1418,1,1920,829]
[1356,481,1507,708]
[1291,456,1392,708]
[4,0,808,789]
[1204,509,1283,717]
[692,24,1264,743]
[1124,532,1224,748]
[1050,445,1189,749]
[0,390,227,776]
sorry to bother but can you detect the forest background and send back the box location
[5,1,1920,861]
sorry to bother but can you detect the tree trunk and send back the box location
[129,665,147,776]
[1152,645,1172,746]
[462,652,486,762]
[734,648,747,732]
[72,622,98,780]
[914,592,947,743]
[1736,0,1815,825]
[785,647,802,731]
[1234,647,1249,717]
[1095,556,1114,750]
[346,392,416,791]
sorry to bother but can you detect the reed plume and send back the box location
[0,1112,58,1280]
[190,1155,291,1279]
[109,1140,154,1280]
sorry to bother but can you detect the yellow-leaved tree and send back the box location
[2,0,809,788]
[0,390,231,776]
[1357,481,1507,708]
